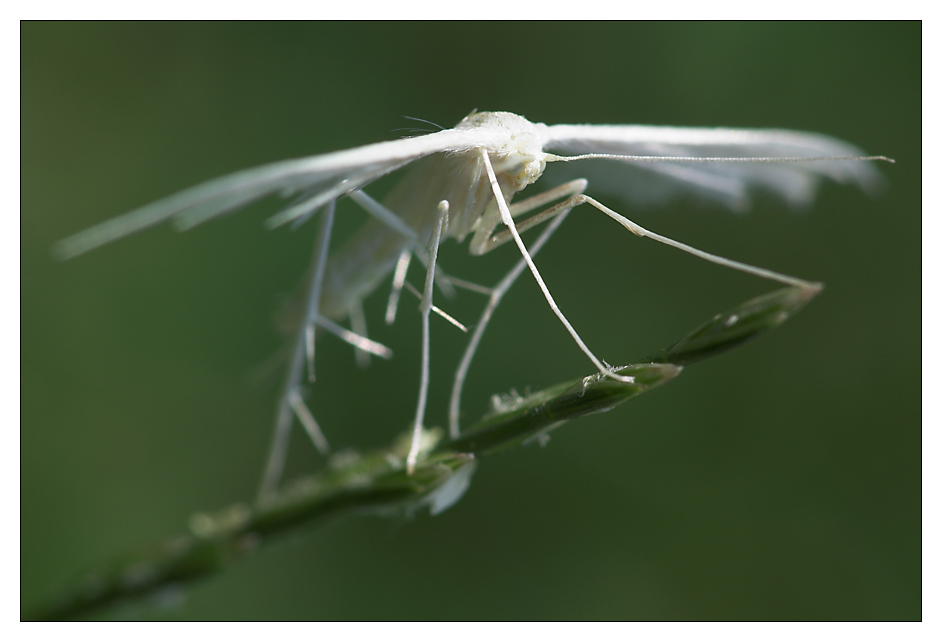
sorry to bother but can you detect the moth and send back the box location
[55,110,889,500]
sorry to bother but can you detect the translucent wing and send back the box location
[544,124,885,212]
[53,127,483,260]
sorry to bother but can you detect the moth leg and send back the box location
[315,315,393,359]
[258,201,336,502]
[448,205,572,438]
[469,179,588,256]
[579,195,818,289]
[385,250,462,328]
[349,299,372,369]
[401,280,469,333]
[348,189,418,240]
[406,200,449,475]
[348,189,456,299]
[385,249,413,325]
[479,149,635,384]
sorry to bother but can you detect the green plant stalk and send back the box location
[25,285,820,621]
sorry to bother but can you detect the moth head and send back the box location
[456,111,550,190]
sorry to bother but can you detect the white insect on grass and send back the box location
[54,110,892,501]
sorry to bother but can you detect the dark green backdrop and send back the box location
[22,22,920,620]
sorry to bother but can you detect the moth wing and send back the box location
[54,127,482,260]
[544,124,884,212]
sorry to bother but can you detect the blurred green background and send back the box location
[22,22,920,620]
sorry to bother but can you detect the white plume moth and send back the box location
[54,110,891,502]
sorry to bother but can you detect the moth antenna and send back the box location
[400,115,446,131]
[546,152,895,164]
[391,127,436,134]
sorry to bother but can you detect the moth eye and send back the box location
[527,159,545,176]
[518,158,546,186]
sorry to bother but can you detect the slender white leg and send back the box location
[258,201,336,501]
[348,189,418,241]
[579,195,816,288]
[448,206,572,437]
[349,300,371,369]
[350,189,457,300]
[402,280,469,332]
[442,275,493,296]
[304,199,336,383]
[406,200,449,474]
[470,181,814,288]
[479,149,635,384]
[287,389,330,454]
[385,249,413,325]
[448,172,815,439]
[347,189,455,297]
[315,315,393,359]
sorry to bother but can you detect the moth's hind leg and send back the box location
[257,199,396,500]
[578,195,820,289]
[406,200,449,474]
[384,249,413,325]
[349,300,372,369]
[449,204,573,438]
[479,149,635,385]
[258,201,337,501]
[447,177,590,437]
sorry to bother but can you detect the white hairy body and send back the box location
[55,111,888,499]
